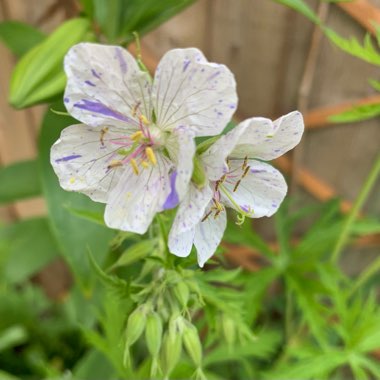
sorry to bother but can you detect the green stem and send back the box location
[331,154,380,264]
[350,254,380,295]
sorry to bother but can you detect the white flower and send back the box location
[168,111,304,267]
[51,43,237,234]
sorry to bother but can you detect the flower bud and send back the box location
[161,330,182,376]
[182,320,202,367]
[145,312,163,357]
[221,314,236,348]
[173,281,189,309]
[10,18,94,108]
[125,306,147,347]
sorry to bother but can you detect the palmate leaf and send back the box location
[324,28,380,66]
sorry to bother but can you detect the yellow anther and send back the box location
[107,160,123,169]
[130,131,143,141]
[201,210,212,222]
[139,114,150,125]
[141,160,150,169]
[69,177,76,184]
[130,159,139,175]
[242,156,248,170]
[242,165,250,178]
[233,179,241,192]
[145,147,157,166]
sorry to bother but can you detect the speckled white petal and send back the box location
[168,183,213,257]
[168,226,196,258]
[152,48,237,137]
[200,123,248,180]
[222,160,287,218]
[64,43,151,129]
[104,154,172,234]
[194,207,227,267]
[230,111,304,161]
[50,124,128,202]
[164,126,196,206]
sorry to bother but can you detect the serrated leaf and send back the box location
[0,160,41,204]
[273,0,320,23]
[0,21,45,57]
[324,28,380,66]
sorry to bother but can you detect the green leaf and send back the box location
[73,349,116,380]
[108,240,155,270]
[329,102,380,123]
[0,217,59,284]
[324,28,380,66]
[0,325,28,352]
[204,329,282,366]
[91,0,195,43]
[65,206,106,226]
[10,18,94,109]
[0,160,41,204]
[273,0,320,24]
[368,78,380,92]
[38,103,114,292]
[0,21,45,57]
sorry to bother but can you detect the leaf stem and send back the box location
[331,154,380,264]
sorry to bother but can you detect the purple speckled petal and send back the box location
[104,153,173,234]
[50,124,125,202]
[152,48,237,137]
[194,206,226,267]
[230,111,304,161]
[64,43,151,128]
[221,159,287,218]
[168,183,213,258]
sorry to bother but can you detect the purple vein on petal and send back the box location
[163,171,179,210]
[74,99,132,123]
[55,154,82,163]
[115,48,127,74]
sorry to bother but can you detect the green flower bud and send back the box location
[161,331,182,377]
[182,320,202,367]
[145,312,163,357]
[10,18,94,108]
[221,314,236,348]
[173,282,190,309]
[125,306,147,347]
[191,155,207,188]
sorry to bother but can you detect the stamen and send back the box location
[215,174,227,191]
[242,156,248,170]
[145,147,157,165]
[100,127,109,146]
[107,159,123,170]
[141,160,150,169]
[233,179,241,192]
[214,207,224,219]
[130,131,143,141]
[130,159,139,175]
[242,165,250,178]
[131,101,141,117]
[139,115,150,125]
[201,210,212,222]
